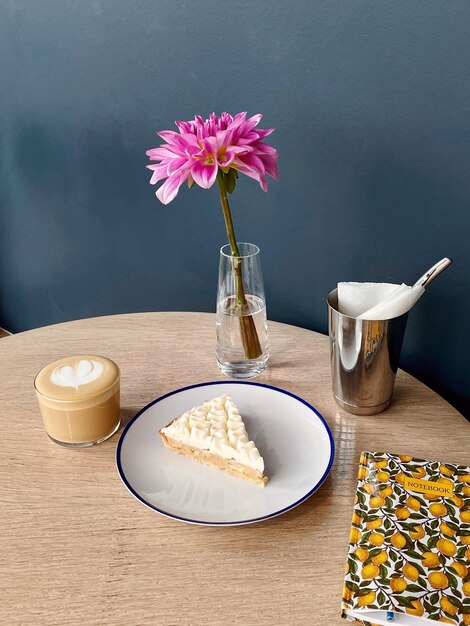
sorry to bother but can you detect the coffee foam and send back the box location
[51,359,103,388]
[35,354,119,403]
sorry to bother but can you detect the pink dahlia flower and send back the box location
[146,112,279,204]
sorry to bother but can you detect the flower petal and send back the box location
[228,145,251,155]
[157,130,181,144]
[233,161,261,183]
[253,141,279,157]
[260,155,279,180]
[256,127,275,139]
[218,150,235,168]
[146,145,182,160]
[259,176,268,192]
[227,112,247,129]
[175,120,194,134]
[244,113,263,131]
[156,173,186,204]
[147,163,169,184]
[167,156,191,175]
[239,153,266,176]
[191,160,218,189]
[201,136,219,154]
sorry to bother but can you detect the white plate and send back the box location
[116,381,334,526]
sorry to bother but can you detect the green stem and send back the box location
[217,174,240,258]
[217,173,262,359]
[217,174,244,309]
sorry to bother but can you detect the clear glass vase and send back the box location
[216,242,269,378]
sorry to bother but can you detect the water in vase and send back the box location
[216,294,269,378]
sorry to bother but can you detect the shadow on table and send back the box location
[119,406,140,429]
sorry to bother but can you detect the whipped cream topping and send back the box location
[51,359,104,388]
[162,395,264,473]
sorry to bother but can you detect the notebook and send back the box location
[341,451,470,626]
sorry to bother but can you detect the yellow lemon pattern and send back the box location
[342,451,470,626]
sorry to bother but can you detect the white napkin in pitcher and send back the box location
[337,258,452,321]
[337,281,425,320]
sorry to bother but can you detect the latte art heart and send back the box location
[51,359,104,387]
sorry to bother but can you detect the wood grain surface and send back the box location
[1,312,468,626]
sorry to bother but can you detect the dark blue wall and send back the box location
[1,1,469,416]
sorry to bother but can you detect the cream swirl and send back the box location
[161,394,264,473]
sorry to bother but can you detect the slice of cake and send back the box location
[159,394,268,486]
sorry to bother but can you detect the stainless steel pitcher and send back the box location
[327,289,408,415]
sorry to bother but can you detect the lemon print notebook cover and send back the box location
[341,451,470,626]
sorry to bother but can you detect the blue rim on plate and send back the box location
[116,381,335,526]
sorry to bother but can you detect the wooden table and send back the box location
[1,312,468,626]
